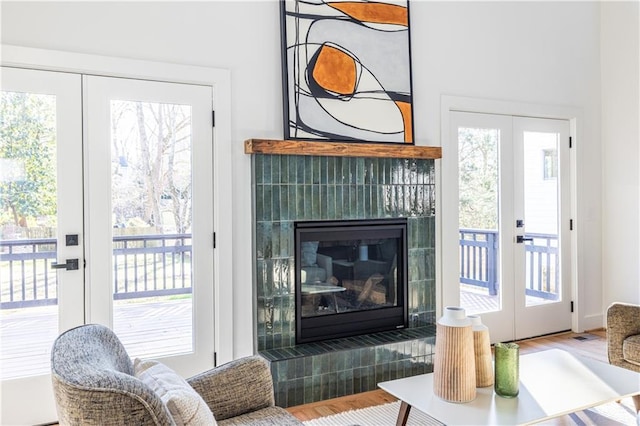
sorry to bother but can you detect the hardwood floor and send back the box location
[286,329,608,421]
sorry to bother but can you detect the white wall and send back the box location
[1,1,605,355]
[601,1,640,308]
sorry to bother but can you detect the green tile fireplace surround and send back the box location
[251,149,438,407]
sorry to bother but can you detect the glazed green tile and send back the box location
[270,222,281,261]
[271,186,280,220]
[336,371,347,398]
[335,185,344,217]
[255,185,264,221]
[254,156,264,185]
[262,185,272,222]
[311,185,320,220]
[363,158,372,185]
[354,158,363,185]
[274,360,288,382]
[347,185,357,218]
[352,368,362,393]
[279,187,289,221]
[303,377,314,404]
[319,186,327,219]
[303,156,312,184]
[333,157,345,185]
[343,369,354,395]
[271,155,281,184]
[327,157,336,184]
[326,185,336,219]
[295,157,304,185]
[327,372,338,399]
[288,185,297,218]
[319,157,328,185]
[261,155,272,184]
[291,378,305,406]
[279,155,288,183]
[287,156,296,184]
[296,185,305,219]
[342,157,351,184]
[304,185,313,219]
[310,156,318,184]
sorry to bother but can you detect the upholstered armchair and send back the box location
[606,302,640,412]
[51,324,302,425]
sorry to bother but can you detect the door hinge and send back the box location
[570,219,573,230]
[214,352,217,367]
[213,232,216,249]
[570,301,574,313]
[212,110,215,127]
[569,136,572,148]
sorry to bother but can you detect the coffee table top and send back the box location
[378,348,640,425]
[300,284,346,294]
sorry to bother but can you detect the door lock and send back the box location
[51,259,79,271]
[516,236,533,244]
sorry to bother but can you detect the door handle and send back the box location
[51,258,79,271]
[516,236,533,244]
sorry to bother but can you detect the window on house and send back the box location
[543,149,558,180]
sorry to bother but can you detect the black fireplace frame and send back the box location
[295,218,408,344]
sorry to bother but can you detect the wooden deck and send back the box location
[0,298,193,380]
[0,287,550,380]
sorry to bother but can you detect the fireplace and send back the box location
[295,218,408,343]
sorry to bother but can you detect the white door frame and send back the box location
[438,95,581,333]
[0,44,235,364]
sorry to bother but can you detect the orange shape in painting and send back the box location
[312,45,357,95]
[395,101,413,143]
[329,2,408,27]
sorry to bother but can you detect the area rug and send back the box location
[302,398,638,426]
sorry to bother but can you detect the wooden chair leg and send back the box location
[632,394,640,412]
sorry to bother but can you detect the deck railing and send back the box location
[1,229,559,309]
[1,234,192,309]
[459,229,559,300]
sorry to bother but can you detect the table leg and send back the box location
[396,401,411,426]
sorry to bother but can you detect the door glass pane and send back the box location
[458,127,500,315]
[523,131,559,307]
[110,100,193,358]
[0,91,58,379]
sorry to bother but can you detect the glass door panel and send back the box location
[522,131,560,307]
[110,100,194,358]
[1,90,59,379]
[458,126,501,316]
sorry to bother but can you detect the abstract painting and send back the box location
[280,0,414,144]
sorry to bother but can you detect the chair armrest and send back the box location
[606,303,640,372]
[187,355,275,421]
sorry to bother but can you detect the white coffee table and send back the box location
[301,283,346,313]
[378,348,640,425]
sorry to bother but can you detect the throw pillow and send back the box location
[134,358,216,426]
[301,241,319,266]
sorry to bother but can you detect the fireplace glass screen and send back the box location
[295,219,407,343]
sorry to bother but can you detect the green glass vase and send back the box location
[494,342,519,398]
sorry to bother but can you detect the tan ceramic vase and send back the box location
[433,306,476,402]
[469,315,494,387]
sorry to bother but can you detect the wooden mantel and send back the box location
[244,139,442,160]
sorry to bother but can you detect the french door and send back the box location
[445,111,572,343]
[1,68,215,425]
[0,67,84,425]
